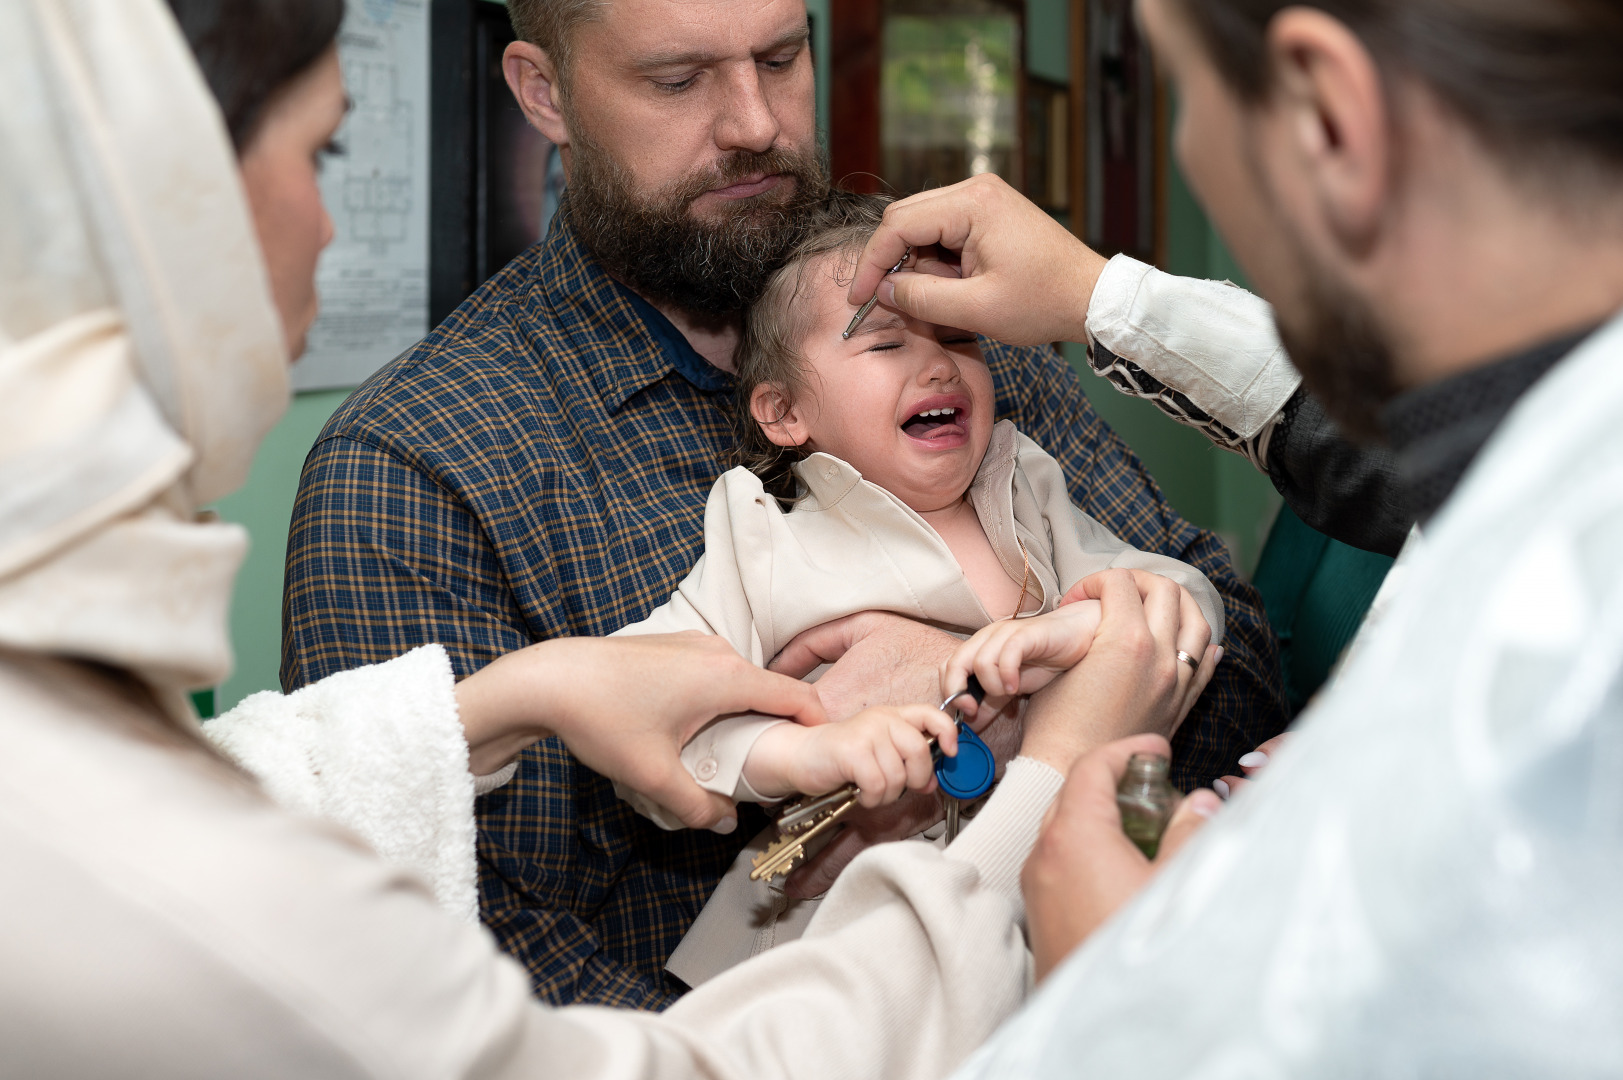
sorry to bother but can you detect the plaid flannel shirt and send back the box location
[282,208,1287,1011]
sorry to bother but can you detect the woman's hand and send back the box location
[846,173,1109,347]
[1023,735,1223,982]
[1017,569,1219,774]
[454,633,827,832]
[1213,733,1290,800]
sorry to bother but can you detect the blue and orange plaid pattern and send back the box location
[282,206,1287,1010]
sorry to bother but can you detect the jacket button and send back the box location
[696,758,719,781]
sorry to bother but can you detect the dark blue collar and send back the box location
[613,283,734,396]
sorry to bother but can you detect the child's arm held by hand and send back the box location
[941,599,1105,713]
[741,705,958,807]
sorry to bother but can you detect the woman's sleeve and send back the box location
[481,756,1068,1080]
[108,745,1065,1079]
[202,643,485,922]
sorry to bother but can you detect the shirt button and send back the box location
[696,758,719,781]
[824,464,838,480]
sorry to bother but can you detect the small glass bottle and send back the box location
[1117,753,1178,859]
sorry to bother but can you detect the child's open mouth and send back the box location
[900,399,970,444]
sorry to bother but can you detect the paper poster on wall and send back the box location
[291,0,430,391]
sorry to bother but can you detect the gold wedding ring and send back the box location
[1176,650,1199,670]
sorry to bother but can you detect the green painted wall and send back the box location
[209,0,1278,712]
[807,0,831,138]
[1025,0,1070,82]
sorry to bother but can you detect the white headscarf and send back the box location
[0,0,289,700]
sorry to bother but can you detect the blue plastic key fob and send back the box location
[936,724,995,800]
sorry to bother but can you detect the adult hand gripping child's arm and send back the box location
[741,705,962,808]
[940,601,1103,727]
[942,570,1219,729]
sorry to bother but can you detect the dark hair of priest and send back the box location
[164,0,346,151]
[1178,0,1623,178]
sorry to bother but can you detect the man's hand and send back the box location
[454,633,827,832]
[846,173,1109,347]
[771,610,961,720]
[1023,735,1223,982]
[1018,569,1219,773]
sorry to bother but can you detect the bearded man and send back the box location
[281,0,1288,1008]
[835,0,1623,1071]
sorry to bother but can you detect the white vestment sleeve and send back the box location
[1086,254,1301,463]
[202,644,482,922]
[949,315,1623,1080]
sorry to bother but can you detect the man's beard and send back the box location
[1273,245,1400,442]
[564,131,830,318]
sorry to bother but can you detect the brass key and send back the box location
[749,794,860,882]
[750,678,988,882]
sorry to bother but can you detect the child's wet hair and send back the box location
[731,189,893,504]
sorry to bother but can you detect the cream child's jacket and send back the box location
[611,420,1224,828]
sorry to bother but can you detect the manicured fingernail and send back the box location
[1215,647,1225,664]
[713,817,737,835]
[878,278,897,306]
[1212,778,1230,800]
[1189,789,1222,818]
[1238,751,1268,769]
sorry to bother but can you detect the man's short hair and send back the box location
[506,0,604,83]
[1177,0,1623,182]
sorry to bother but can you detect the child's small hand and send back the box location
[941,600,1104,723]
[744,705,959,807]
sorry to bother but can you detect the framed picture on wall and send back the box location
[1069,0,1164,263]
[829,0,1025,198]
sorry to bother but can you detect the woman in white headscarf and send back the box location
[0,0,832,922]
[0,0,1214,1074]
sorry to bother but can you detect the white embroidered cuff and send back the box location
[1087,254,1301,439]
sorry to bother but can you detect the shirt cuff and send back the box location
[680,714,787,799]
[946,756,1065,922]
[1086,254,1301,440]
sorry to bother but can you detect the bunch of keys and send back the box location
[749,676,998,882]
